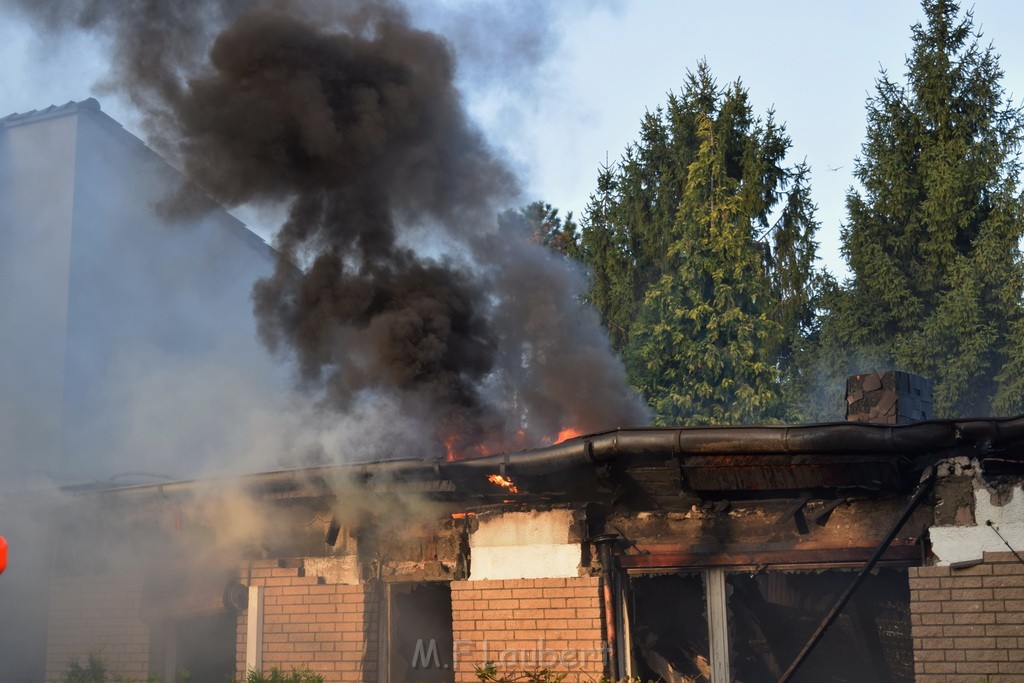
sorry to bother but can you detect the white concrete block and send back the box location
[469,544,581,580]
[930,484,1024,565]
[303,555,360,585]
[470,509,577,547]
[467,510,582,579]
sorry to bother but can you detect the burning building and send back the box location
[36,373,1024,683]
[3,4,1023,682]
[0,86,642,680]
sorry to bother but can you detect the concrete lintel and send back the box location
[467,509,583,580]
[469,544,581,580]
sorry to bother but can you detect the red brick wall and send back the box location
[45,573,150,683]
[237,559,379,683]
[450,577,606,683]
[910,551,1024,682]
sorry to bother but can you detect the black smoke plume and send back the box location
[7,0,648,456]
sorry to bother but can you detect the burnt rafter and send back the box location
[809,497,849,527]
[777,497,811,535]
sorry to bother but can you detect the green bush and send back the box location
[62,653,108,683]
[62,652,186,683]
[473,665,654,683]
[230,667,324,683]
[474,664,566,683]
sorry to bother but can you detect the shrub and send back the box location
[230,667,325,683]
[62,652,186,683]
[474,663,566,683]
[62,653,108,683]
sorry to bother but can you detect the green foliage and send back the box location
[61,653,185,683]
[474,663,566,682]
[627,116,783,424]
[473,666,654,683]
[578,62,828,424]
[63,653,108,683]
[499,201,579,258]
[230,667,324,683]
[821,0,1024,417]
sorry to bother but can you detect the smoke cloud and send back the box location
[0,2,648,679]
[5,0,646,459]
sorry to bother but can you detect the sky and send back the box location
[3,0,1024,278]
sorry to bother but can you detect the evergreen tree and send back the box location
[629,117,783,424]
[576,164,635,349]
[824,0,1024,417]
[579,64,827,424]
[498,201,578,257]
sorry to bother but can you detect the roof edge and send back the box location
[1,98,102,128]
[56,414,1024,501]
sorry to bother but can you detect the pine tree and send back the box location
[824,0,1024,417]
[579,64,827,424]
[629,117,783,424]
[576,164,635,350]
[498,201,578,257]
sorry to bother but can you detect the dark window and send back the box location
[726,568,913,683]
[630,572,712,682]
[389,582,454,683]
[158,612,236,683]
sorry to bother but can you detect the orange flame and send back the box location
[443,434,459,462]
[555,428,582,444]
[443,427,582,461]
[487,474,519,493]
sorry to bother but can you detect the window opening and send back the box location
[726,567,912,683]
[629,572,711,682]
[149,612,236,683]
[388,582,454,683]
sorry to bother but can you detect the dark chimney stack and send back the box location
[845,371,933,424]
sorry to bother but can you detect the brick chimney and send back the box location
[845,371,933,423]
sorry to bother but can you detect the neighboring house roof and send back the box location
[1,97,276,260]
[0,97,101,127]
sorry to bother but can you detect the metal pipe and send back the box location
[776,469,936,683]
[592,533,621,680]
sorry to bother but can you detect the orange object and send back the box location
[0,535,7,574]
[487,474,519,493]
[555,427,582,444]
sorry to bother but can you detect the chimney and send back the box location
[845,371,933,424]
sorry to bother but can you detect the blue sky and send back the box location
[3,0,1023,278]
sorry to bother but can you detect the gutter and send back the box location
[60,415,1024,501]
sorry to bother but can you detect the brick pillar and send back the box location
[909,552,1024,681]
[451,577,606,683]
[237,559,379,683]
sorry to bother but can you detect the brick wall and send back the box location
[910,551,1024,682]
[237,559,379,683]
[451,577,606,683]
[45,573,150,683]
